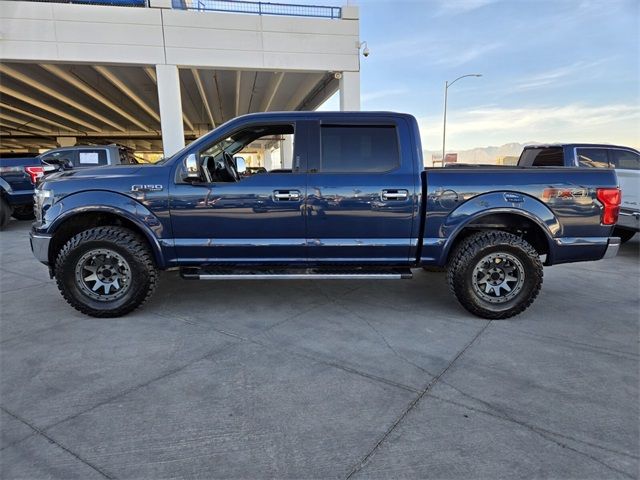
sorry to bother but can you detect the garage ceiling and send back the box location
[0,62,338,153]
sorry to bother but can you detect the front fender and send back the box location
[42,190,169,267]
[425,191,560,265]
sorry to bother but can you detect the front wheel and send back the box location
[447,231,543,319]
[11,205,35,221]
[54,226,158,317]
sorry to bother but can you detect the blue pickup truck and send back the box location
[30,112,621,319]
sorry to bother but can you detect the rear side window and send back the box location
[77,149,108,167]
[320,125,399,173]
[576,148,609,168]
[530,148,564,166]
[610,149,639,171]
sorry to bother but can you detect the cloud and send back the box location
[418,103,640,150]
[512,60,610,91]
[433,0,498,16]
[374,37,503,67]
[361,88,408,103]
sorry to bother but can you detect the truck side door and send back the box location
[169,121,308,264]
[305,118,418,264]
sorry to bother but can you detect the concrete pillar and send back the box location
[57,136,76,147]
[156,64,185,157]
[339,71,360,111]
[281,135,293,169]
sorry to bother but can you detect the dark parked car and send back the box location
[31,112,621,320]
[0,155,43,228]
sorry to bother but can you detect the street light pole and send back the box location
[442,73,482,165]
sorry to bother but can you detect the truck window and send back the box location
[530,148,564,167]
[576,148,609,168]
[320,125,399,173]
[610,149,639,171]
[77,149,109,167]
[40,150,76,168]
[199,124,296,182]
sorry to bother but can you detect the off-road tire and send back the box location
[447,231,543,319]
[11,205,35,221]
[614,227,636,244]
[54,226,158,317]
[0,197,11,230]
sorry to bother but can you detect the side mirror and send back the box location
[184,153,200,180]
[234,156,247,174]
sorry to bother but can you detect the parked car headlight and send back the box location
[34,188,53,223]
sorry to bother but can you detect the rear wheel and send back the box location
[54,226,158,317]
[447,231,543,319]
[0,198,11,230]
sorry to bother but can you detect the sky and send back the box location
[317,0,640,151]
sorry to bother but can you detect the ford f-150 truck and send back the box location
[518,143,639,242]
[30,112,621,320]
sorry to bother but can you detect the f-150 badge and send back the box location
[131,184,163,192]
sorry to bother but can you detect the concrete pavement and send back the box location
[1,219,638,479]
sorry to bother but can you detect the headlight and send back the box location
[34,188,53,223]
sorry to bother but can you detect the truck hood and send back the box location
[39,164,167,198]
[44,164,143,182]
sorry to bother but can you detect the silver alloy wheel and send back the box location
[74,248,132,301]
[471,252,525,304]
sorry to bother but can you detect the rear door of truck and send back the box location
[305,115,418,264]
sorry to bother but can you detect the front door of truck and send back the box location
[305,118,418,264]
[169,122,309,264]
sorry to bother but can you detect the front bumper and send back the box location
[30,231,51,264]
[602,237,620,259]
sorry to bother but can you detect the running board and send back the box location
[180,267,413,281]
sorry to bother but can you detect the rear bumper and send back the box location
[602,237,620,259]
[617,209,640,231]
[30,231,51,265]
[551,236,619,264]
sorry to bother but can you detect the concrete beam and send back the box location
[0,64,127,132]
[285,75,321,111]
[260,72,285,112]
[191,69,216,128]
[235,71,242,117]
[0,85,100,131]
[94,65,161,123]
[0,102,80,132]
[0,113,49,133]
[41,64,151,132]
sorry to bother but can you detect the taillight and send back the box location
[596,188,621,225]
[24,166,44,185]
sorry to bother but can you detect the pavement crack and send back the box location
[428,392,636,479]
[344,319,492,479]
[0,406,114,479]
[335,298,437,378]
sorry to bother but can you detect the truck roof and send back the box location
[523,143,638,152]
[223,111,418,125]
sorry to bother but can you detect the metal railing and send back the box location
[172,0,342,19]
[8,0,147,6]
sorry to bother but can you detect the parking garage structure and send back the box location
[0,0,361,157]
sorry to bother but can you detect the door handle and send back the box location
[274,190,301,201]
[381,189,409,201]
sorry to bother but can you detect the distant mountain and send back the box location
[425,142,541,166]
